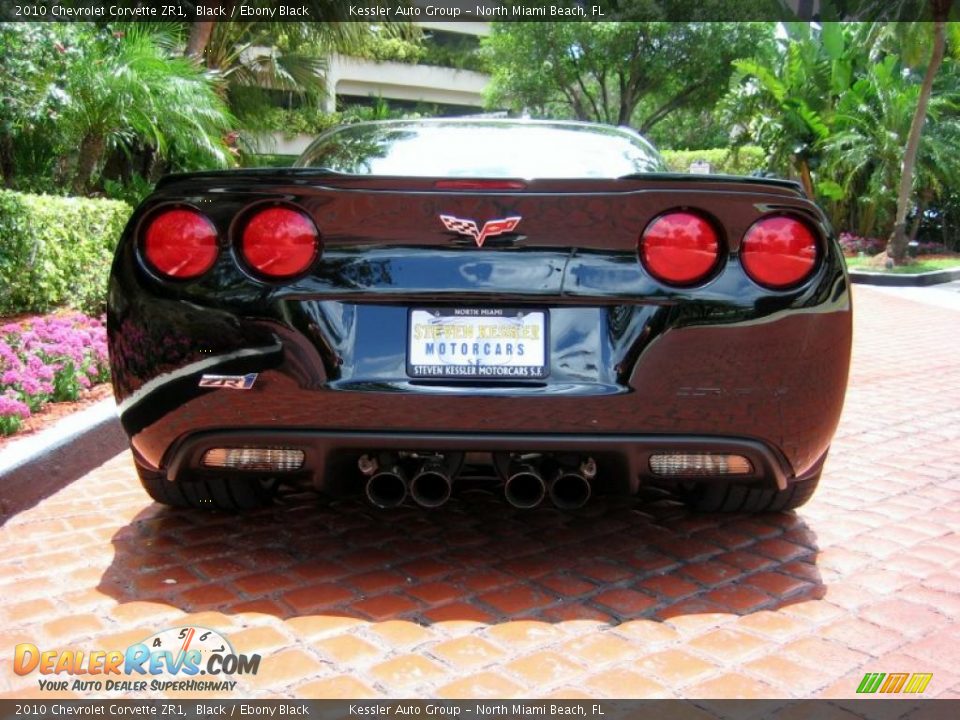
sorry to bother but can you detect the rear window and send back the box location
[295,121,665,178]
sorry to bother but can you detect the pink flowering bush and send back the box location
[0,312,109,435]
[839,232,950,257]
[838,232,886,256]
[0,394,30,436]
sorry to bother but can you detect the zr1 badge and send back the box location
[198,373,257,390]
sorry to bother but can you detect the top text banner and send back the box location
[0,0,940,23]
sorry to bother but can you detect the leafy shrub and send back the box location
[2,24,234,196]
[252,101,426,141]
[914,241,950,255]
[420,37,489,73]
[242,153,299,168]
[0,190,131,315]
[102,174,155,208]
[353,33,489,73]
[254,107,346,138]
[355,36,426,65]
[839,232,952,257]
[0,23,85,195]
[660,147,768,176]
[0,312,109,436]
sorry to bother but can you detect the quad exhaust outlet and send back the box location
[409,461,453,508]
[548,458,596,510]
[549,470,592,510]
[364,463,409,509]
[504,463,547,509]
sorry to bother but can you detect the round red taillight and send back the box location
[240,207,320,279]
[638,211,720,285]
[741,216,818,289]
[142,209,218,279]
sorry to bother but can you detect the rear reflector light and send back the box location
[649,453,753,476]
[639,211,720,285]
[741,215,818,289]
[202,447,305,472]
[240,206,320,279]
[143,209,218,279]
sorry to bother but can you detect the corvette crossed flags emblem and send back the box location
[439,214,522,248]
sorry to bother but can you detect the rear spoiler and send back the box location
[155,169,805,198]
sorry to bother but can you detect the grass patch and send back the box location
[845,256,960,274]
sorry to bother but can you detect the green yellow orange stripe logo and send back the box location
[857,672,932,694]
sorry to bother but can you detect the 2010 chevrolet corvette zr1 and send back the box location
[107,120,851,513]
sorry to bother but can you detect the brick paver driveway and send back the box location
[2,286,959,700]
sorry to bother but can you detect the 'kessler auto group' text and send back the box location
[349,4,463,17]
[348,4,592,17]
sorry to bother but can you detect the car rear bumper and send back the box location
[161,428,826,495]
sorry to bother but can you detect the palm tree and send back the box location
[199,21,329,127]
[821,53,960,241]
[884,1,955,263]
[63,26,234,194]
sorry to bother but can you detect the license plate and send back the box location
[407,308,548,379]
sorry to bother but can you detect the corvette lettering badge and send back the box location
[439,214,522,248]
[199,373,257,390]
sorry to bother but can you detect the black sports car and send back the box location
[107,120,851,513]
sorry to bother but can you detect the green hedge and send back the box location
[660,146,768,176]
[0,190,132,315]
[242,153,299,168]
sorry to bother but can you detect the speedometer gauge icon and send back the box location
[139,626,234,674]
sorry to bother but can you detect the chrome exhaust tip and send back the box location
[504,464,546,509]
[365,466,408,509]
[549,471,592,510]
[410,462,453,508]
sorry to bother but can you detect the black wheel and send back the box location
[682,473,820,513]
[135,462,277,512]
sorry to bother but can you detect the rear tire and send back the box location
[683,473,820,513]
[135,463,277,512]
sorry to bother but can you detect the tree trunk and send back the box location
[53,153,73,188]
[72,133,107,195]
[638,80,708,135]
[185,21,216,61]
[886,9,949,264]
[797,158,815,199]
[140,145,155,178]
[100,148,127,186]
[147,153,168,184]
[0,134,15,188]
[908,190,932,243]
